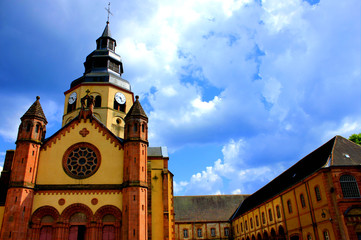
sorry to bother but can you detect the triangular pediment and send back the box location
[42,115,123,151]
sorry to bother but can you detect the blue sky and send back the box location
[0,0,360,196]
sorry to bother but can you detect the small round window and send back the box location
[63,143,101,179]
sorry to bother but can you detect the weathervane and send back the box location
[105,2,113,23]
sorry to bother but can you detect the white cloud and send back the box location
[232,189,242,194]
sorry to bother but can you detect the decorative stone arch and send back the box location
[94,205,122,240]
[344,206,361,240]
[94,205,122,221]
[29,206,60,240]
[278,225,286,240]
[60,203,94,222]
[31,206,60,224]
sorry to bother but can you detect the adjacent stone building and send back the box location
[174,195,248,240]
[230,136,361,240]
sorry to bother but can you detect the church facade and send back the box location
[0,22,174,240]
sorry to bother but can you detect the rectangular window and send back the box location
[262,212,266,224]
[300,194,306,208]
[268,209,273,221]
[315,186,322,201]
[224,228,229,236]
[211,228,216,237]
[287,200,293,213]
[256,215,259,226]
[183,229,188,238]
[276,205,281,218]
[197,228,202,237]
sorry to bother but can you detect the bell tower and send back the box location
[62,21,134,138]
[122,96,149,240]
[0,96,47,239]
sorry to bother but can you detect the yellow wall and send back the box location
[176,222,231,239]
[148,157,174,240]
[37,119,124,185]
[0,206,4,230]
[32,191,122,214]
[231,171,335,240]
[62,84,133,138]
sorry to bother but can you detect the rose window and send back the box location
[63,143,101,179]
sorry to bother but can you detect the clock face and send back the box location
[115,92,126,104]
[68,92,77,104]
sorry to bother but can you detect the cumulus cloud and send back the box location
[0,0,359,195]
[175,138,285,195]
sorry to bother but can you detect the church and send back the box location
[0,21,174,239]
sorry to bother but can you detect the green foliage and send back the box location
[349,133,361,145]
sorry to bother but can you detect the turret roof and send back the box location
[21,96,47,123]
[125,96,147,119]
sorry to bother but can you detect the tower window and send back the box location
[94,95,101,107]
[67,102,76,113]
[134,124,137,132]
[35,124,40,133]
[113,100,125,112]
[26,123,31,132]
[340,175,361,198]
[109,61,120,73]
[109,41,114,50]
[142,124,145,132]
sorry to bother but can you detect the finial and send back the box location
[36,96,40,100]
[105,2,113,24]
[135,95,139,100]
[86,89,90,95]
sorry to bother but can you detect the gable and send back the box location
[37,118,124,185]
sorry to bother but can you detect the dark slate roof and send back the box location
[125,96,147,119]
[21,96,47,123]
[231,135,361,220]
[174,195,249,222]
[148,147,168,158]
[101,22,111,37]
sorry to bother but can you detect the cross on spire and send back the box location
[105,2,113,24]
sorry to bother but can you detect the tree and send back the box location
[349,133,361,145]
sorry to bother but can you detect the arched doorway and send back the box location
[263,231,269,240]
[278,226,286,240]
[270,229,276,240]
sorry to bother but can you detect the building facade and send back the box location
[230,136,361,240]
[0,22,174,240]
[174,195,248,240]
